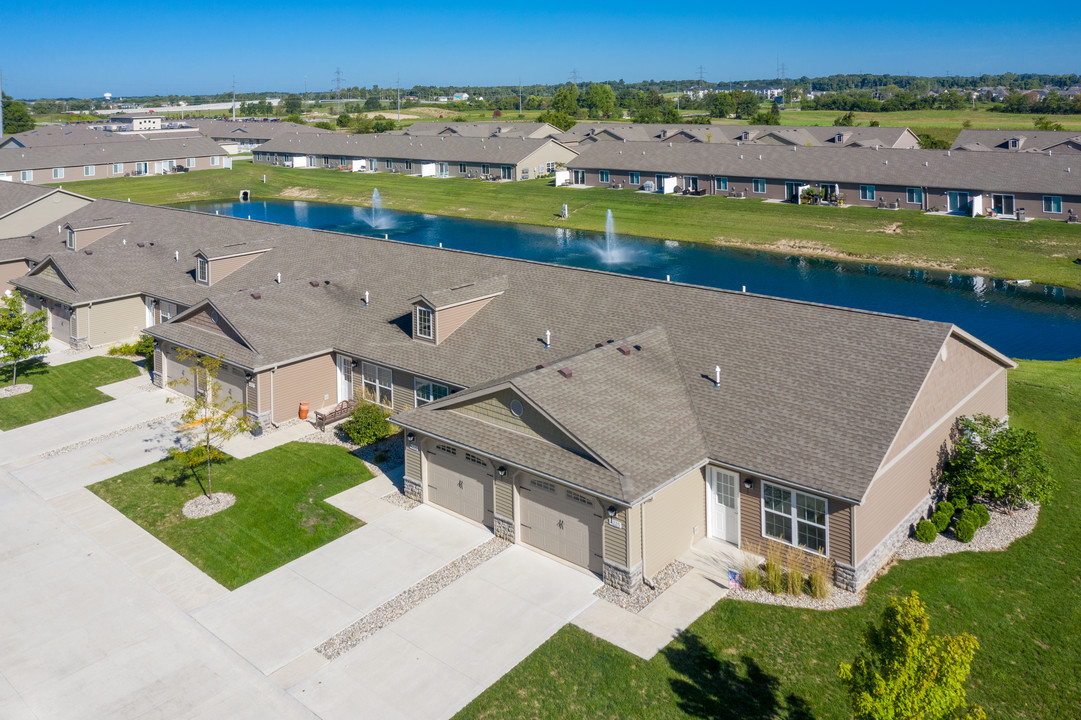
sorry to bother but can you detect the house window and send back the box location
[21,170,32,182]
[599,170,610,183]
[186,158,195,168]
[482,164,490,175]
[629,172,640,185]
[210,156,220,166]
[860,185,876,201]
[1009,138,1019,149]
[112,163,123,174]
[716,176,728,191]
[415,306,433,339]
[83,165,95,177]
[405,160,412,170]
[752,178,766,193]
[529,477,556,493]
[1043,196,1062,214]
[361,362,393,407]
[65,228,75,249]
[459,163,466,173]
[501,165,512,180]
[566,489,593,506]
[160,302,176,320]
[385,159,393,169]
[465,452,487,467]
[546,162,556,174]
[435,443,456,455]
[906,188,923,204]
[136,162,148,175]
[414,378,448,407]
[762,482,828,553]
[196,257,208,283]
[53,168,64,179]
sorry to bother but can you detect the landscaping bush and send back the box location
[971,503,991,528]
[108,333,154,364]
[741,561,761,591]
[783,544,804,595]
[340,401,397,445]
[806,551,830,598]
[951,495,969,513]
[915,519,937,543]
[937,500,955,518]
[955,517,976,543]
[764,547,784,594]
[931,509,952,533]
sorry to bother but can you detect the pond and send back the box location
[175,199,1081,361]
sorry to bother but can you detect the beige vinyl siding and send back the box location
[883,336,1007,466]
[246,371,260,414]
[494,474,513,519]
[0,260,30,287]
[271,354,337,423]
[404,442,422,481]
[89,296,145,346]
[208,252,263,284]
[390,368,417,414]
[856,367,1007,563]
[71,224,122,250]
[642,467,706,577]
[739,477,762,552]
[628,504,642,567]
[165,344,197,398]
[74,306,89,341]
[435,296,494,344]
[450,389,586,455]
[0,193,91,238]
[153,344,163,385]
[603,506,630,567]
[176,308,249,348]
[34,264,71,288]
[829,503,853,567]
[740,474,853,569]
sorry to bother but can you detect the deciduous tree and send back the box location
[0,291,50,386]
[941,414,1054,508]
[2,94,35,134]
[550,83,579,116]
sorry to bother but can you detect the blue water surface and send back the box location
[176,199,1081,361]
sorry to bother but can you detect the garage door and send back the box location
[426,442,493,526]
[49,304,71,341]
[519,475,603,573]
[166,346,197,398]
[214,363,248,416]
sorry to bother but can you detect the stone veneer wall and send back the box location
[403,476,423,502]
[835,494,936,590]
[603,560,643,594]
[493,516,514,542]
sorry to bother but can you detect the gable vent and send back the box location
[84,249,93,255]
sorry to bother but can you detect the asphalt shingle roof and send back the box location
[256,133,571,165]
[0,137,225,173]
[555,123,918,148]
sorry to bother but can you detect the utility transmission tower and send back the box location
[570,69,579,86]
[231,75,236,120]
[519,76,523,116]
[333,67,345,110]
[697,65,706,85]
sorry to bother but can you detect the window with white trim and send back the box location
[186,158,196,168]
[159,301,177,320]
[415,306,433,339]
[906,187,922,204]
[860,185,876,201]
[482,163,490,175]
[762,482,827,553]
[361,362,393,407]
[112,163,123,174]
[599,170,610,183]
[752,178,766,193]
[196,257,208,283]
[404,160,412,170]
[53,168,64,179]
[20,170,32,182]
[65,227,75,249]
[414,378,448,407]
[1043,195,1062,214]
[83,165,95,177]
[385,159,393,169]
[210,156,220,166]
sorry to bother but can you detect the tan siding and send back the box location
[74,306,88,340]
[829,504,853,567]
[435,296,493,344]
[494,475,513,519]
[883,336,1007,465]
[390,368,417,415]
[34,263,71,288]
[451,388,586,455]
[739,475,852,570]
[856,368,1007,563]
[272,354,337,423]
[642,468,706,577]
[153,344,163,385]
[209,252,262,284]
[89,296,145,346]
[0,260,30,287]
[628,504,642,567]
[0,193,91,238]
[603,507,629,567]
[739,477,763,553]
[404,443,422,481]
[246,370,260,413]
[72,224,122,250]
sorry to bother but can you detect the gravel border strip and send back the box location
[39,411,184,459]
[727,585,864,610]
[316,537,510,660]
[381,492,419,510]
[182,492,236,519]
[0,383,33,399]
[894,502,1039,561]
[594,561,693,614]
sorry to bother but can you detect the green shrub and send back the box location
[937,500,955,518]
[931,509,952,533]
[915,520,937,543]
[741,562,761,591]
[955,518,976,543]
[971,503,991,528]
[340,401,397,445]
[951,495,969,513]
[806,551,830,598]
[108,333,154,363]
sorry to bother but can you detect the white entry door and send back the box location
[707,466,740,544]
[336,355,353,403]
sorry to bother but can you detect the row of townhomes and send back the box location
[563,142,1081,219]
[951,129,1081,153]
[0,137,230,185]
[553,122,922,149]
[1,183,1013,594]
[253,133,578,181]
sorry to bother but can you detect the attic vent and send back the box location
[535,363,550,370]
[309,280,319,287]
[558,367,573,379]
[251,292,261,299]
[595,343,605,348]
[84,249,93,255]
[617,345,632,355]
[136,242,145,248]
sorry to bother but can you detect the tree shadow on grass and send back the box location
[152,464,207,496]
[662,633,816,720]
[0,358,49,384]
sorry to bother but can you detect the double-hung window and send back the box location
[762,482,828,553]
[599,170,610,183]
[860,185,876,201]
[414,378,449,406]
[362,362,393,407]
[385,159,393,169]
[459,163,467,173]
[906,187,922,204]
[53,168,64,179]
[112,163,124,174]
[186,158,196,168]
[210,156,220,166]
[1043,195,1062,214]
[83,165,95,177]
[65,228,75,249]
[415,306,433,339]
[405,160,413,171]
[752,178,766,194]
[482,163,490,175]
[196,257,208,283]
[629,171,640,185]
[716,176,728,192]
[20,170,32,182]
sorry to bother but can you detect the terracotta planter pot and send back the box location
[299,401,310,420]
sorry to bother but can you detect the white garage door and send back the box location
[426,442,493,526]
[213,364,248,416]
[166,346,197,398]
[519,475,603,573]
[49,303,71,341]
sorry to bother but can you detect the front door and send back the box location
[707,466,740,544]
[947,191,970,214]
[336,355,353,403]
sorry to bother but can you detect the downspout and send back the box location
[86,302,92,348]
[640,497,655,589]
[269,366,279,428]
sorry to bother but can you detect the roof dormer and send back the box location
[193,243,270,286]
[409,275,507,345]
[62,220,128,251]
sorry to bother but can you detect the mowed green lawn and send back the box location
[0,356,141,430]
[456,358,1081,720]
[88,442,372,589]
[66,163,1081,289]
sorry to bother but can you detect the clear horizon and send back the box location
[5,2,1078,99]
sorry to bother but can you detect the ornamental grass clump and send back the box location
[915,519,938,543]
[741,560,761,591]
[764,545,784,595]
[783,544,804,596]
[807,551,831,599]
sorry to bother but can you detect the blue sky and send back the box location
[5,2,1079,98]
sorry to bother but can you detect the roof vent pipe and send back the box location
[714,365,721,388]
[364,291,369,305]
[174,251,178,262]
[947,150,951,157]
[545,330,551,349]
[276,272,281,283]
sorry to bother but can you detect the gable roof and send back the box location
[0,137,224,173]
[255,133,575,165]
[410,275,507,310]
[952,129,1081,153]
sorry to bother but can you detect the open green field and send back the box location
[456,358,1081,720]
[0,356,141,430]
[64,163,1081,289]
[88,442,372,589]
